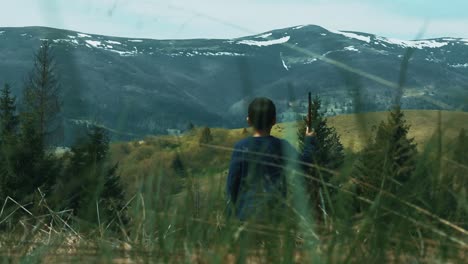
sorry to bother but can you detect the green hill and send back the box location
[269,110,468,151]
[110,110,468,194]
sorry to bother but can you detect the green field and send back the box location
[98,109,468,263]
[2,110,465,263]
[111,110,468,191]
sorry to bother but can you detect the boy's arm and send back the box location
[226,144,242,205]
[300,126,317,164]
[282,135,317,169]
[301,136,317,164]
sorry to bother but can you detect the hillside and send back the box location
[1,26,467,142]
[271,110,468,151]
[110,110,468,193]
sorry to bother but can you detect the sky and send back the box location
[1,0,468,40]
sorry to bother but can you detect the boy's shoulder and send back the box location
[233,137,251,149]
[234,136,284,149]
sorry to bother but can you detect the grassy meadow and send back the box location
[0,110,466,263]
[111,110,468,189]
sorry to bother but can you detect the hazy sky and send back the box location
[1,0,467,40]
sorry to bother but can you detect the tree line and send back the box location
[0,41,125,231]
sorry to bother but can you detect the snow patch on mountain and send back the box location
[106,40,122,45]
[376,36,448,49]
[282,60,289,70]
[77,33,91,38]
[53,39,79,45]
[237,36,290,47]
[169,51,244,57]
[129,39,143,43]
[294,25,306,30]
[76,39,139,56]
[282,58,289,70]
[450,63,468,68]
[329,30,371,43]
[425,57,442,63]
[344,46,359,52]
[0,31,4,35]
[202,52,243,56]
[85,40,102,48]
[108,50,137,56]
[256,33,272,39]
[442,38,468,44]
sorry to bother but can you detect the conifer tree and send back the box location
[0,83,19,198]
[58,126,125,227]
[100,163,127,225]
[14,41,63,199]
[199,127,213,145]
[242,127,249,135]
[22,41,62,147]
[447,128,467,224]
[412,127,468,228]
[354,106,417,201]
[348,106,418,262]
[449,128,468,204]
[0,83,19,140]
[297,96,344,214]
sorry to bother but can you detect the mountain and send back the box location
[0,25,467,142]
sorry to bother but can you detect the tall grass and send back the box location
[0,122,466,263]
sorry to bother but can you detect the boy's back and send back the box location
[226,135,315,221]
[226,97,316,221]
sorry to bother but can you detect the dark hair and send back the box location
[248,97,276,131]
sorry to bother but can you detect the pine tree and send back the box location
[0,83,19,140]
[100,163,127,226]
[0,83,19,198]
[58,126,126,227]
[297,96,344,215]
[242,127,249,135]
[449,129,468,214]
[22,41,62,147]
[344,107,418,262]
[414,127,468,228]
[13,41,63,200]
[199,127,213,145]
[354,106,417,201]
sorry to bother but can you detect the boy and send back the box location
[226,97,316,221]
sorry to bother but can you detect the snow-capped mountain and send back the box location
[0,25,467,140]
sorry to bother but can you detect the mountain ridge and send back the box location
[0,25,467,142]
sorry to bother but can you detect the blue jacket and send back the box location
[226,135,316,221]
